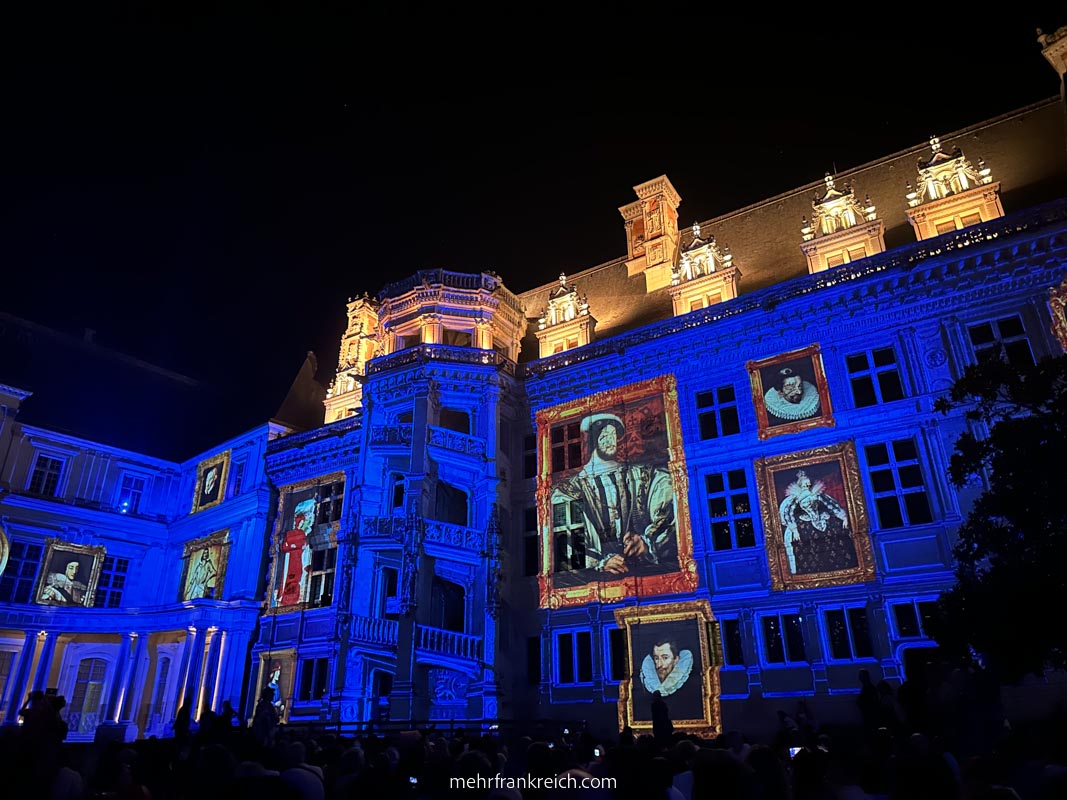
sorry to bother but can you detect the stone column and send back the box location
[175,627,202,711]
[31,631,58,692]
[119,633,148,722]
[198,628,223,717]
[215,629,250,716]
[3,632,39,723]
[104,634,133,721]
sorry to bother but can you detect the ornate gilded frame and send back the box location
[264,472,344,615]
[614,599,722,737]
[0,522,9,580]
[33,539,106,608]
[1049,276,1067,353]
[191,449,231,514]
[179,529,230,601]
[746,344,835,440]
[754,441,875,591]
[255,647,296,724]
[535,374,698,609]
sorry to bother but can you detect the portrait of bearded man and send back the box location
[551,411,678,582]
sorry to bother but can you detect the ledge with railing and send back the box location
[366,344,516,377]
[415,624,482,661]
[369,424,413,447]
[423,520,484,552]
[352,614,399,648]
[427,425,486,458]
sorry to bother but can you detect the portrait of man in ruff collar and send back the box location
[747,344,835,440]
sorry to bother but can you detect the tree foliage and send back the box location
[928,351,1067,682]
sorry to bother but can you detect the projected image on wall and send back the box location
[615,599,722,737]
[755,441,876,591]
[537,375,696,608]
[271,492,315,610]
[180,530,229,601]
[34,540,105,607]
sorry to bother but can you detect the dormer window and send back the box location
[904,137,1003,241]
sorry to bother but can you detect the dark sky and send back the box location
[3,5,1063,399]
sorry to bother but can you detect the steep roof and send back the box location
[516,99,1067,361]
[0,313,323,461]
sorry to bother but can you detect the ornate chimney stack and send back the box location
[619,176,682,293]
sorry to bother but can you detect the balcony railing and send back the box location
[379,269,498,298]
[367,344,516,377]
[427,425,486,458]
[424,520,484,552]
[352,615,399,648]
[359,515,411,542]
[370,424,413,447]
[416,624,482,661]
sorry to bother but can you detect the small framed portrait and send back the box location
[255,649,296,723]
[34,539,106,607]
[179,530,229,601]
[191,450,231,514]
[615,600,722,737]
[755,441,876,591]
[746,344,834,439]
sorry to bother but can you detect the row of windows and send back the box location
[524,435,935,576]
[695,318,1035,444]
[520,316,1036,483]
[21,455,250,514]
[0,544,132,607]
[534,599,939,685]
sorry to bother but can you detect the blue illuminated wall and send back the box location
[0,404,280,740]
[515,204,1067,736]
[3,93,1067,745]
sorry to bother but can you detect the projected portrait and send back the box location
[536,375,696,609]
[34,540,105,607]
[747,344,834,439]
[268,475,343,611]
[755,441,875,591]
[180,530,229,601]
[615,600,721,737]
[256,650,295,723]
[192,450,230,514]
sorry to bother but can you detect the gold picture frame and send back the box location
[255,648,296,724]
[179,530,230,601]
[754,441,876,591]
[0,522,9,579]
[614,599,722,738]
[265,473,343,614]
[191,450,231,514]
[746,344,835,440]
[1049,276,1067,353]
[536,374,698,609]
[33,539,106,607]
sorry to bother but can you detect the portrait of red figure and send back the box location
[277,498,315,606]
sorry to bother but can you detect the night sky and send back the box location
[3,5,1063,400]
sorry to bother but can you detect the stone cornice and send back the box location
[266,415,361,456]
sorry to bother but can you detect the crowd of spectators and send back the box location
[3,663,1067,799]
